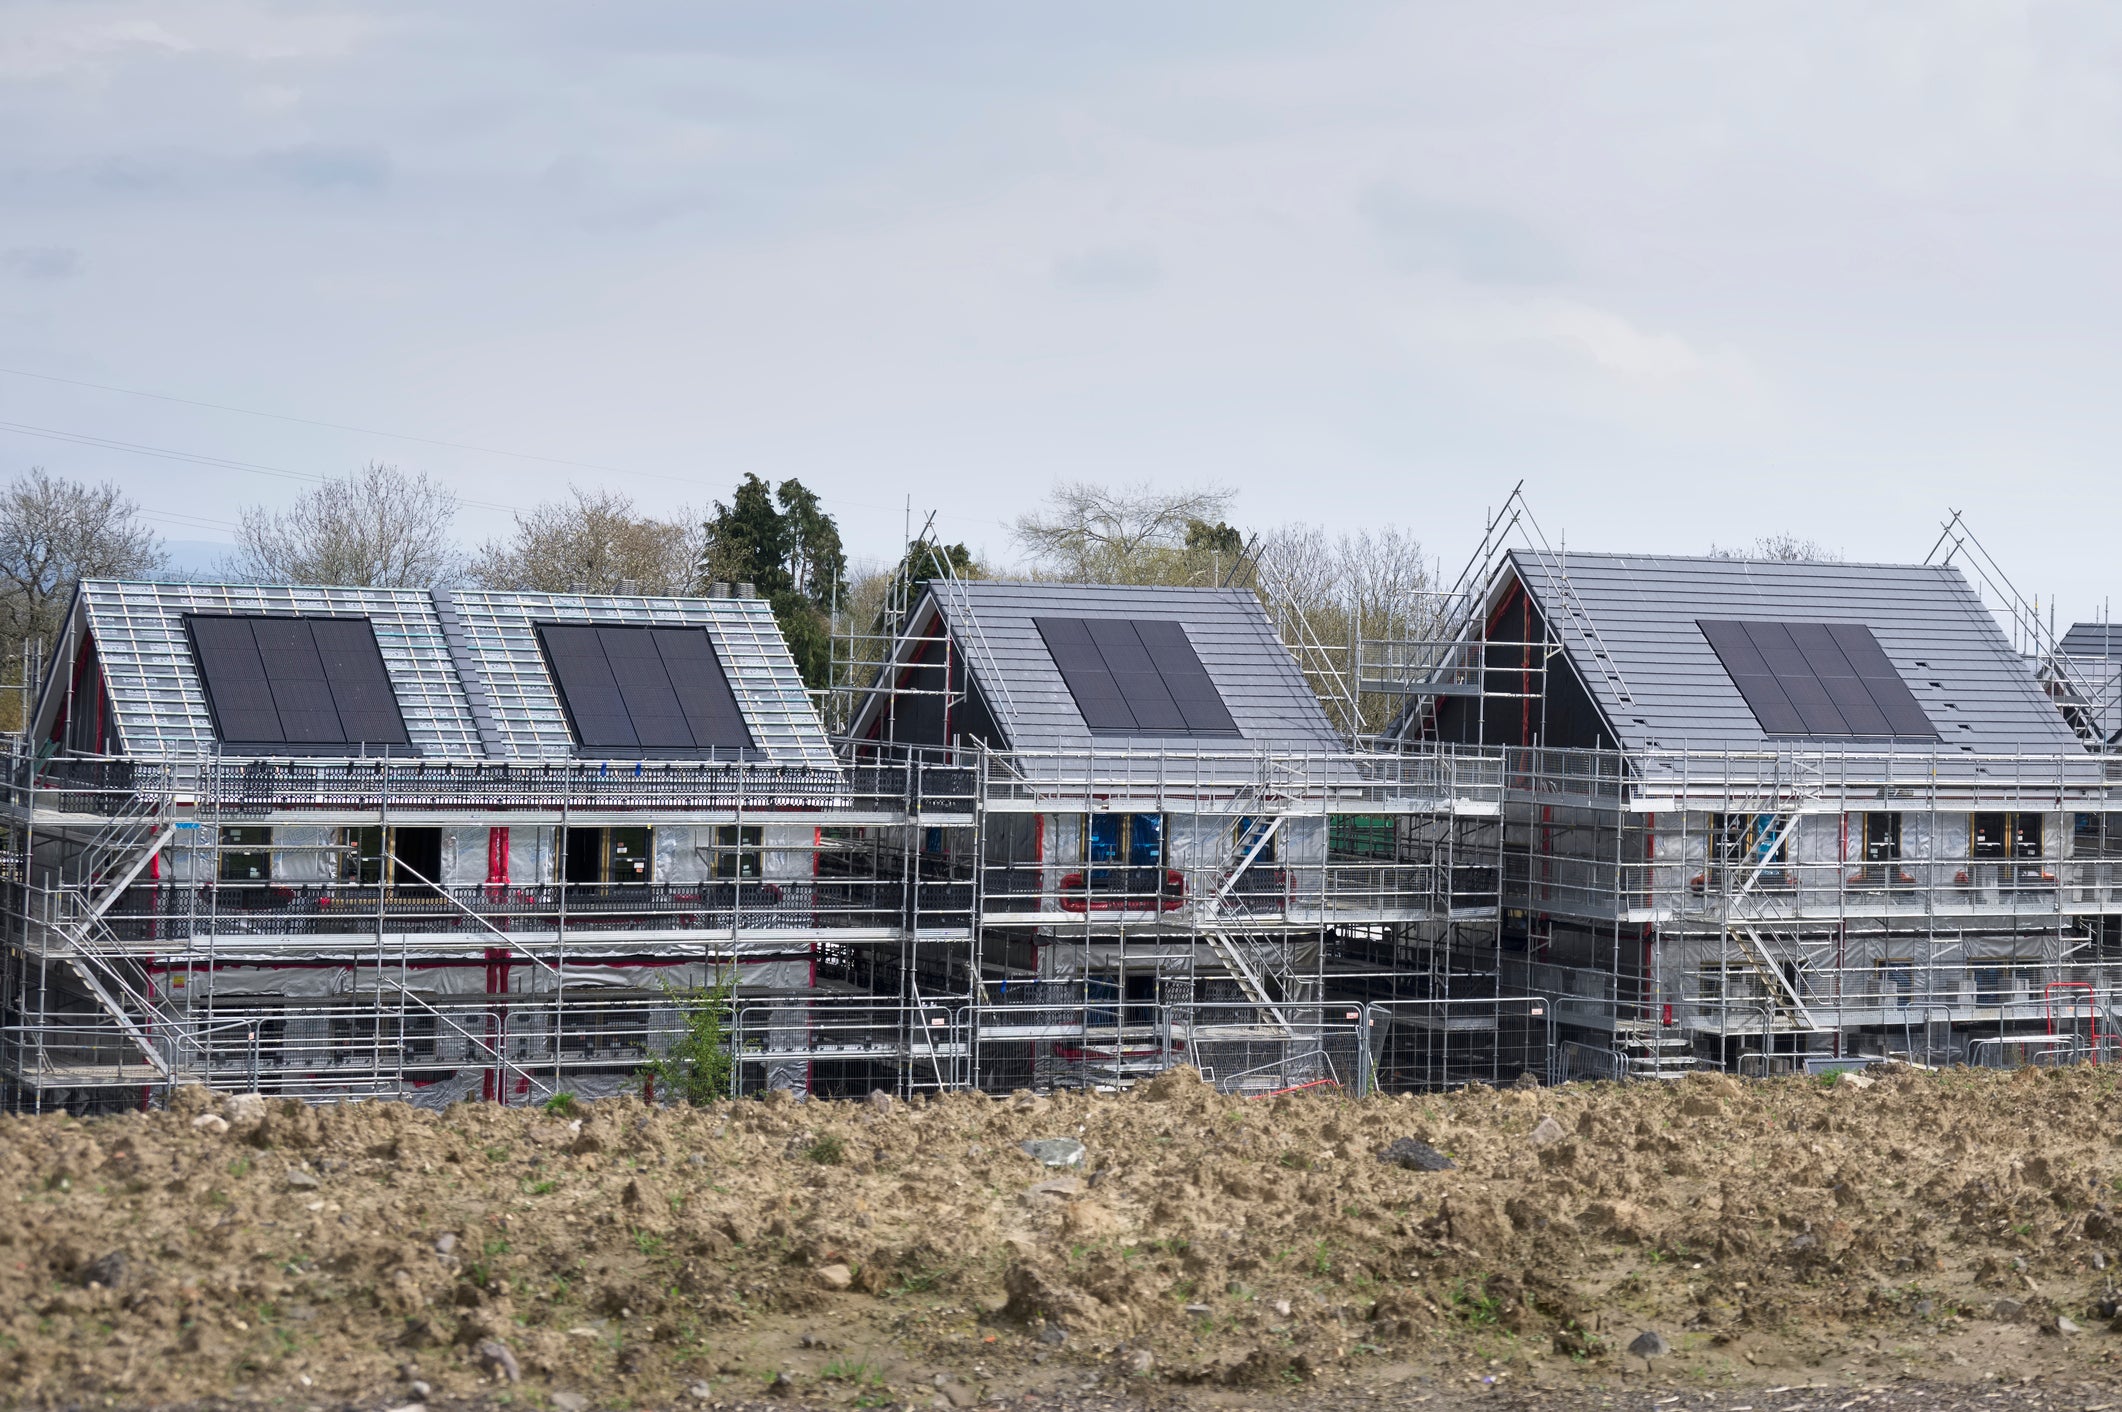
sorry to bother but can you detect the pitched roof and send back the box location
[2062,622,2122,660]
[46,580,835,765]
[1504,551,2085,758]
[914,579,1345,756]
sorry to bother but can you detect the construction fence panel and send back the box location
[1362,996,1556,1093]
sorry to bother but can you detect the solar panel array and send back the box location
[187,615,411,749]
[1698,619,1938,740]
[1033,616,1241,737]
[436,589,833,765]
[66,582,836,765]
[71,584,482,758]
[536,624,754,754]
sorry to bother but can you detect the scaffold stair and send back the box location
[47,795,180,1082]
[1201,930,1297,1038]
[1614,1021,1698,1079]
[1730,925,1821,1031]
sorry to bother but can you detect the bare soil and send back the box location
[7,1064,2122,1409]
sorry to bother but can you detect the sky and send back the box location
[4,3,2122,629]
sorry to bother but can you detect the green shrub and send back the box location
[642,973,737,1105]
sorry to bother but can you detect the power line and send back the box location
[0,420,521,514]
[0,365,1021,542]
[0,364,668,485]
[140,507,241,534]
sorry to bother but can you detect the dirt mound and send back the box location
[4,1066,2122,1407]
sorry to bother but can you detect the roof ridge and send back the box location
[954,578,1252,595]
[1510,549,1954,573]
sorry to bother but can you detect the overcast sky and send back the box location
[5,3,2122,627]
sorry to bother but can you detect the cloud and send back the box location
[2,245,82,279]
[1536,302,1713,386]
[0,17,194,80]
[1052,246,1162,294]
[255,144,389,192]
[1360,188,1569,286]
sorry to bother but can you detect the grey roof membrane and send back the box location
[1505,551,2087,759]
[927,580,1346,758]
[61,581,834,766]
[2062,622,2122,660]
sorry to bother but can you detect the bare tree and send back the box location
[1011,481,1236,583]
[232,463,462,588]
[0,468,167,720]
[472,487,700,595]
[1252,523,1439,734]
[1708,533,1842,563]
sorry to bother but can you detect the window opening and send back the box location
[1969,812,2053,889]
[1874,958,1915,1007]
[1697,813,1792,891]
[339,826,442,896]
[219,826,271,883]
[556,1000,651,1058]
[1851,812,1912,888]
[1329,814,1395,860]
[562,826,655,885]
[1064,814,1179,912]
[712,825,762,880]
[217,825,275,911]
[1973,960,2030,1007]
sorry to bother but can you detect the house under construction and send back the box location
[4,500,2117,1111]
[842,578,1513,1096]
[0,580,969,1112]
[1383,509,2122,1077]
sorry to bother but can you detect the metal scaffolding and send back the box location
[15,496,2109,1110]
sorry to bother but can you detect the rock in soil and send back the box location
[476,1338,520,1384]
[1378,1136,1455,1171]
[1020,1137,1086,1168]
[77,1250,128,1289]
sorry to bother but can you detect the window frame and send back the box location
[711,824,762,880]
[1862,812,1902,862]
[1084,813,1167,869]
[1972,812,2044,861]
[218,826,272,884]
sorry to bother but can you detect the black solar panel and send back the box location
[1034,617,1241,737]
[653,627,756,749]
[1699,619,1937,741]
[186,615,411,750]
[535,623,755,755]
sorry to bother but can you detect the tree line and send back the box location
[0,460,1837,737]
